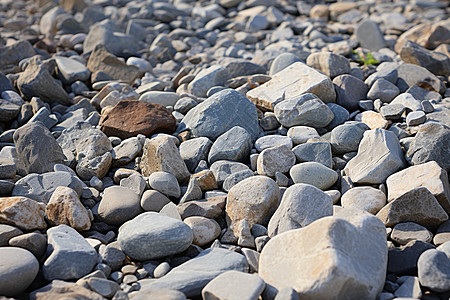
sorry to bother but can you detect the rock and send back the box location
[8,232,47,259]
[30,280,104,300]
[148,172,181,198]
[0,100,20,123]
[12,171,83,204]
[269,53,303,75]
[274,93,334,128]
[99,241,125,271]
[87,277,120,298]
[140,136,190,182]
[287,126,319,145]
[356,20,386,51]
[395,22,450,53]
[268,183,333,237]
[388,240,435,275]
[394,276,422,298]
[257,145,296,177]
[255,135,293,152]
[202,270,265,300]
[386,161,450,213]
[0,224,22,246]
[246,62,336,111]
[118,212,193,260]
[141,190,171,212]
[112,137,143,167]
[46,186,91,231]
[390,92,421,111]
[290,162,338,190]
[226,176,279,239]
[179,89,259,142]
[376,187,448,230]
[132,289,187,300]
[13,122,66,174]
[333,75,369,112]
[341,187,386,215]
[55,56,90,84]
[406,111,426,126]
[330,123,368,154]
[306,52,350,78]
[344,129,405,184]
[391,222,433,245]
[98,186,142,226]
[326,103,349,130]
[208,126,252,164]
[380,104,405,120]
[223,169,254,192]
[0,40,35,69]
[179,137,213,173]
[179,178,203,204]
[259,212,387,298]
[178,198,225,220]
[400,40,450,76]
[43,225,97,281]
[184,216,221,247]
[0,157,16,179]
[396,63,443,93]
[139,248,249,298]
[367,79,400,103]
[0,197,46,230]
[139,91,180,107]
[292,142,333,168]
[100,100,177,139]
[0,247,39,297]
[210,160,250,187]
[188,65,229,97]
[406,122,450,172]
[192,170,219,191]
[418,248,450,292]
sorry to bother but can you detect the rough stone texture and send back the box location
[354,111,389,130]
[179,137,213,172]
[13,122,66,174]
[387,240,435,275]
[306,52,350,78]
[386,161,450,213]
[406,122,450,172]
[140,136,190,182]
[395,22,450,53]
[46,186,91,231]
[98,186,142,226]
[43,225,97,281]
[333,74,369,112]
[210,160,250,187]
[376,187,449,230]
[202,271,265,300]
[400,40,450,76]
[188,65,230,97]
[139,248,249,298]
[148,171,181,198]
[290,162,338,190]
[330,123,367,154]
[0,197,46,230]
[418,248,450,293]
[341,187,386,215]
[257,145,296,177]
[396,63,443,93]
[30,280,104,300]
[268,183,333,237]
[100,100,177,139]
[118,212,193,260]
[259,211,387,299]
[246,62,336,111]
[179,89,259,142]
[345,129,405,184]
[208,126,252,164]
[0,40,35,69]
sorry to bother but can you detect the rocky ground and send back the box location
[0,0,449,299]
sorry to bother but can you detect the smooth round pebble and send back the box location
[341,187,386,214]
[184,216,221,246]
[290,162,338,190]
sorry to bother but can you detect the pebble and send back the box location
[417,248,450,292]
[148,171,181,198]
[257,145,296,177]
[391,222,433,245]
[208,126,252,164]
[341,187,386,215]
[290,162,338,190]
[98,186,142,226]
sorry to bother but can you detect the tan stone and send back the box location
[395,22,450,53]
[59,0,87,13]
[386,161,450,213]
[341,187,386,215]
[0,197,46,230]
[46,187,91,231]
[329,2,357,19]
[113,168,141,184]
[140,136,190,183]
[191,170,218,191]
[310,5,329,19]
[355,111,390,129]
[184,216,221,246]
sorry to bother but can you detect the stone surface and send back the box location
[208,126,252,164]
[257,145,296,177]
[417,248,450,292]
[210,160,250,187]
[98,186,142,226]
[179,137,213,172]
[30,280,104,300]
[333,75,368,112]
[391,222,433,245]
[400,40,450,76]
[341,187,386,215]
[184,216,221,247]
[356,20,386,51]
[387,240,435,275]
[0,197,46,230]
[330,123,367,154]
[290,162,338,190]
[306,52,350,78]
[292,142,332,168]
[8,232,47,259]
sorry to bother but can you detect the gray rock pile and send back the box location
[0,0,449,299]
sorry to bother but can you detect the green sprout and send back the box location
[352,50,379,66]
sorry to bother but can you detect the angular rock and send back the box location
[257,145,296,177]
[388,240,435,275]
[290,162,338,190]
[356,20,386,51]
[202,271,265,300]
[306,52,350,78]
[333,74,369,112]
[330,123,368,154]
[341,187,386,215]
[396,63,443,93]
[418,248,450,292]
[208,126,252,164]
[223,169,254,192]
[30,280,104,300]
[188,65,230,97]
[210,160,250,187]
[55,56,91,84]
[292,142,332,168]
[0,197,46,230]
[0,40,35,69]
[355,111,389,130]
[179,137,213,173]
[400,40,450,76]
[367,79,400,103]
[98,186,142,226]
[255,135,293,152]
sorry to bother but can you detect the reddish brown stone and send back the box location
[100,100,177,139]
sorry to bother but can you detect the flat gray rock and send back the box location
[292,141,332,168]
[333,74,369,112]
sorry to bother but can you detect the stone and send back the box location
[210,160,250,187]
[208,126,252,164]
[46,186,91,231]
[179,89,259,142]
[268,183,333,237]
[118,212,193,260]
[188,65,229,97]
[139,248,249,298]
[132,289,187,300]
[247,62,336,111]
[394,276,422,298]
[179,178,203,204]
[274,93,334,128]
[0,100,20,123]
[0,247,39,297]
[406,122,450,172]
[179,137,213,173]
[387,240,435,275]
[140,136,190,182]
[341,187,386,215]
[330,123,368,154]
[0,224,22,246]
[13,122,66,174]
[8,232,47,259]
[396,63,442,93]
[326,103,349,130]
[290,162,338,190]
[376,187,448,230]
[406,111,426,126]
[0,40,35,69]
[0,197,46,231]
[306,52,350,78]
[184,216,221,247]
[367,79,400,103]
[391,222,433,245]
[148,172,181,198]
[100,100,177,139]
[400,40,450,76]
[55,56,90,84]
[0,158,15,179]
[255,135,293,152]
[386,161,450,213]
[112,137,143,167]
[99,241,125,271]
[257,145,296,177]
[192,170,219,191]
[223,169,254,192]
[43,225,97,281]
[178,198,225,220]
[287,126,319,145]
[395,22,450,53]
[390,93,421,111]
[356,20,386,51]
[259,211,387,298]
[226,176,279,239]
[98,186,142,226]
[345,129,405,184]
[202,271,265,300]
[87,278,119,298]
[154,262,171,278]
[269,53,303,76]
[30,279,104,300]
[292,142,333,168]
[380,104,405,120]
[418,249,450,292]
[140,91,180,107]
[333,75,369,112]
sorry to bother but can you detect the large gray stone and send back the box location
[257,145,296,177]
[356,20,386,51]
[208,126,252,164]
[330,123,368,154]
[118,212,193,261]
[292,142,332,168]
[306,52,350,78]
[179,89,259,141]
[179,137,213,173]
[333,75,368,112]
[43,225,97,281]
[139,248,249,298]
[396,63,443,93]
[400,40,450,77]
[55,56,91,84]
[268,183,333,237]
[418,249,450,293]
[269,53,303,75]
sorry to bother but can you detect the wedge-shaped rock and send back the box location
[0,197,46,231]
[376,187,448,230]
[246,62,336,111]
[259,211,387,299]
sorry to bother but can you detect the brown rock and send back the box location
[395,22,450,53]
[191,170,218,191]
[100,100,176,139]
[355,111,391,129]
[0,197,46,231]
[46,187,91,231]
[86,45,140,83]
[177,197,226,220]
